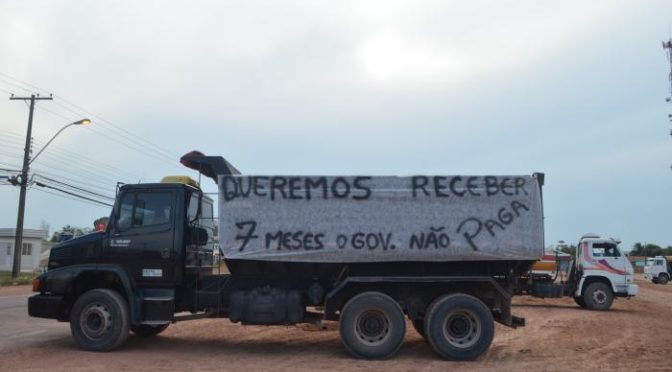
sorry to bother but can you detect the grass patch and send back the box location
[0,271,36,287]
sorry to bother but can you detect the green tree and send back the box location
[50,225,91,242]
[630,242,665,257]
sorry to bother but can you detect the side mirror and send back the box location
[189,226,209,246]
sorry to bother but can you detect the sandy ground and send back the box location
[1,276,670,372]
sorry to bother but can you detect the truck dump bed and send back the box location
[219,174,544,263]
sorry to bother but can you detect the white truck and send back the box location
[644,256,672,284]
[519,233,638,310]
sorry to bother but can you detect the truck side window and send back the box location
[592,243,620,258]
[591,248,604,257]
[116,192,172,231]
[187,193,199,223]
[136,193,172,226]
[603,246,619,257]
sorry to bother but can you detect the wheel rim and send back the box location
[441,309,482,349]
[80,302,112,340]
[592,289,607,304]
[354,309,390,346]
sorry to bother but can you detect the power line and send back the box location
[1,128,145,181]
[34,174,114,201]
[33,181,113,207]
[34,104,185,169]
[0,76,35,94]
[46,99,175,159]
[52,97,180,159]
[0,150,121,195]
[36,156,132,187]
[31,168,118,194]
[32,187,112,209]
[6,82,177,169]
[0,160,21,170]
[0,72,185,168]
[30,150,134,187]
[0,72,52,95]
[0,86,14,95]
[0,73,180,160]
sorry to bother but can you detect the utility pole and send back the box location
[9,94,52,279]
[664,39,672,170]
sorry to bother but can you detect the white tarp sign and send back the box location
[219,175,544,263]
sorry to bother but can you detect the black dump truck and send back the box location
[29,152,545,360]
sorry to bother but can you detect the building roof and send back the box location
[0,228,48,239]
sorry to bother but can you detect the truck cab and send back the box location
[570,234,637,308]
[30,176,216,347]
[523,233,637,310]
[644,256,672,284]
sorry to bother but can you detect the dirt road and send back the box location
[1,277,670,371]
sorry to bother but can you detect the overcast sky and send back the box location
[0,0,671,250]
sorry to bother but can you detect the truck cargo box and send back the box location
[219,174,544,263]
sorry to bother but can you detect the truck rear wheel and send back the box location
[339,292,406,359]
[424,294,494,361]
[659,274,669,285]
[70,289,130,351]
[131,324,169,337]
[582,282,613,310]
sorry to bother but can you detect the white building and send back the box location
[0,228,49,272]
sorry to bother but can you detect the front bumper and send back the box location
[614,283,638,297]
[28,294,67,320]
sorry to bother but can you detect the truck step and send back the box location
[143,297,174,302]
[174,311,215,322]
[140,320,171,325]
[140,290,175,322]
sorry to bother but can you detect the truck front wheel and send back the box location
[131,324,169,337]
[339,292,406,359]
[658,274,669,285]
[424,294,494,361]
[582,282,613,310]
[69,289,130,351]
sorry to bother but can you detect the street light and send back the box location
[10,117,91,279]
[29,118,92,165]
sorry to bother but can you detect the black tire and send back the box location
[131,323,169,337]
[412,318,426,338]
[659,274,669,285]
[339,292,406,360]
[573,296,587,308]
[424,294,494,361]
[70,289,130,351]
[582,282,613,310]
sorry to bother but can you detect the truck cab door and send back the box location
[106,190,178,285]
[589,242,627,287]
